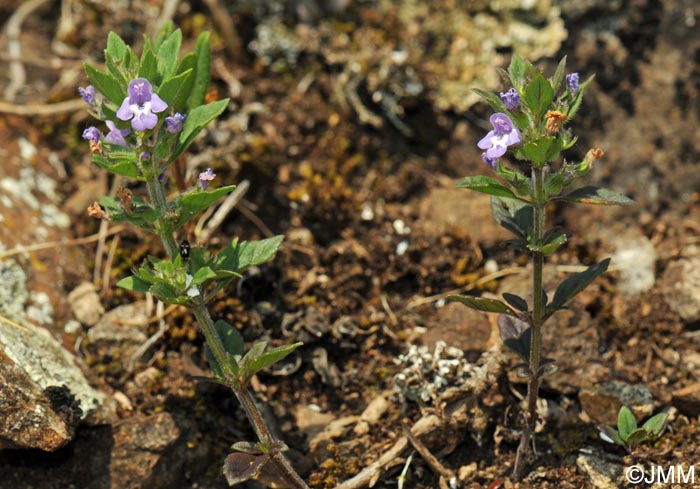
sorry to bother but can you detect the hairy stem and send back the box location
[513,166,546,481]
[144,171,309,489]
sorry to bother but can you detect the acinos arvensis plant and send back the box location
[81,24,308,488]
[449,56,633,481]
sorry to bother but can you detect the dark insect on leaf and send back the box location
[180,239,190,259]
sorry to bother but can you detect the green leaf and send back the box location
[205,345,225,380]
[497,314,531,362]
[491,197,533,242]
[149,281,183,305]
[138,41,158,82]
[170,99,229,162]
[456,175,521,200]
[91,153,141,180]
[558,186,634,206]
[534,232,567,256]
[157,28,182,79]
[448,295,517,316]
[524,72,554,122]
[214,319,245,358]
[507,54,527,90]
[641,412,668,437]
[216,235,284,275]
[473,88,507,114]
[617,406,638,441]
[84,63,125,106]
[550,56,567,92]
[190,266,217,286]
[519,137,557,167]
[598,425,625,446]
[549,259,610,311]
[567,74,595,119]
[625,428,651,449]
[157,69,193,111]
[99,195,158,230]
[106,31,128,63]
[244,342,303,377]
[223,452,271,486]
[153,21,175,51]
[187,32,212,111]
[173,184,236,230]
[503,293,528,312]
[116,275,152,293]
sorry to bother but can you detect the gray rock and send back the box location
[0,317,115,451]
[86,301,149,369]
[579,381,655,426]
[0,259,115,451]
[67,281,104,327]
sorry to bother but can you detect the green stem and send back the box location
[144,171,308,489]
[512,166,546,481]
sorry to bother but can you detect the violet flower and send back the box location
[482,153,498,169]
[116,78,168,131]
[104,121,131,147]
[82,126,101,142]
[79,85,95,105]
[198,168,216,190]
[499,88,520,111]
[477,113,521,161]
[566,73,580,94]
[165,113,186,134]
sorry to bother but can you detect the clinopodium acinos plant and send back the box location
[80,25,308,488]
[449,56,633,480]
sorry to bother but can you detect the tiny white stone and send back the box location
[396,240,409,255]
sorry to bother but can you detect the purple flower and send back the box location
[499,88,520,111]
[198,168,216,190]
[82,126,101,142]
[104,121,131,147]
[477,113,521,160]
[165,112,186,134]
[116,78,168,131]
[482,153,498,169]
[79,85,95,105]
[566,73,580,94]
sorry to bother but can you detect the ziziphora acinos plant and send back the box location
[449,56,633,480]
[80,24,309,488]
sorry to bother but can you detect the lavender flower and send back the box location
[482,153,498,169]
[116,78,168,131]
[198,168,216,190]
[165,113,186,134]
[79,85,95,105]
[499,88,520,111]
[566,73,580,94]
[82,126,101,142]
[104,121,131,147]
[477,113,521,161]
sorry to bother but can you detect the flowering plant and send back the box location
[450,55,633,480]
[82,24,307,488]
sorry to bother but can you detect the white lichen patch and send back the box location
[393,341,477,404]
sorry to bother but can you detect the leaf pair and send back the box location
[599,406,668,453]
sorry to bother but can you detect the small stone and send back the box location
[660,255,700,322]
[354,394,389,435]
[671,383,700,418]
[576,448,623,489]
[86,302,149,370]
[68,281,104,326]
[610,230,656,296]
[579,381,655,426]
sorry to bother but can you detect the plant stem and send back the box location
[144,172,309,489]
[512,166,546,481]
